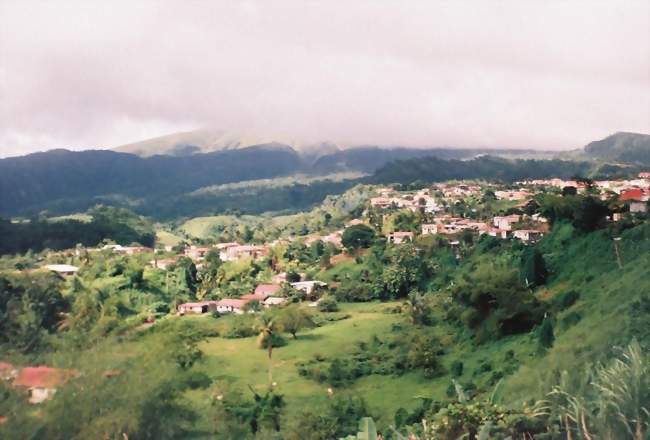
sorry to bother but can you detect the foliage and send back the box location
[318,297,339,312]
[341,224,376,250]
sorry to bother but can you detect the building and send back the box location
[630,201,648,214]
[216,299,248,314]
[492,215,521,231]
[388,231,414,244]
[185,246,212,261]
[13,366,78,404]
[290,281,327,295]
[220,245,268,262]
[177,301,218,314]
[255,284,282,297]
[44,264,79,276]
[421,224,442,235]
[512,229,544,243]
[263,297,287,307]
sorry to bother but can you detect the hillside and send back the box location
[584,132,650,165]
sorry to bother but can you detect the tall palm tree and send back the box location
[257,314,277,384]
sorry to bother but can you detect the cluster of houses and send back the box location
[177,280,327,316]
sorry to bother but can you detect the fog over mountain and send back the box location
[1,1,649,157]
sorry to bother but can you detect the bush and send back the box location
[451,360,464,378]
[318,298,339,312]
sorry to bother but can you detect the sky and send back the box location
[0,0,649,157]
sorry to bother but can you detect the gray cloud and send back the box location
[1,0,648,157]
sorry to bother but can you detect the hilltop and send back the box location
[584,131,650,165]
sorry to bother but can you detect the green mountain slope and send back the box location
[584,131,650,165]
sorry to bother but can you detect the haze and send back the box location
[0,0,649,158]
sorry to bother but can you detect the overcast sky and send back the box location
[0,0,648,157]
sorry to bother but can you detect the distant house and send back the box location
[177,301,218,314]
[221,245,268,262]
[512,229,544,243]
[346,219,365,227]
[620,188,644,202]
[149,257,178,270]
[216,299,248,314]
[241,292,270,303]
[44,264,79,276]
[263,297,287,308]
[492,215,521,231]
[388,231,414,244]
[13,366,78,404]
[630,201,648,213]
[184,246,212,261]
[483,228,509,239]
[255,284,282,297]
[102,245,152,255]
[421,224,442,235]
[290,281,327,295]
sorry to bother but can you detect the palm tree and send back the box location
[257,314,278,384]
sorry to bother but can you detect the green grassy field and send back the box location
[183,302,437,428]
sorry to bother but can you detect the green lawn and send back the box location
[188,302,434,426]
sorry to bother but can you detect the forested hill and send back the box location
[0,146,302,216]
[584,131,650,165]
[367,155,596,184]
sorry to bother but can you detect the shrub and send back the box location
[318,297,339,312]
[451,361,464,378]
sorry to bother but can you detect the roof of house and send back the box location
[254,284,281,296]
[217,299,249,308]
[263,297,287,305]
[241,293,268,302]
[13,366,77,389]
[178,301,217,308]
[620,188,644,201]
[44,264,79,273]
[389,231,414,237]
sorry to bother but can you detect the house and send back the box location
[492,215,521,231]
[630,201,648,213]
[221,245,268,262]
[255,284,282,297]
[620,188,644,201]
[216,299,248,314]
[290,281,327,295]
[388,231,414,244]
[346,219,365,227]
[241,292,270,303]
[149,257,178,270]
[263,297,287,307]
[421,223,442,235]
[512,229,544,243]
[44,264,79,276]
[482,228,509,239]
[185,246,212,261]
[177,301,218,314]
[13,366,78,404]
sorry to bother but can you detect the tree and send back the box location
[520,247,548,288]
[279,305,315,339]
[257,314,279,383]
[537,317,555,350]
[341,225,376,251]
[318,297,339,312]
[404,290,433,325]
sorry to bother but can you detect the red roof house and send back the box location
[14,366,78,404]
[254,284,281,297]
[620,188,644,201]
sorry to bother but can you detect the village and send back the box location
[1,173,649,408]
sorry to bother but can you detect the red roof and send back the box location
[241,293,267,302]
[254,284,281,296]
[217,299,248,308]
[13,366,77,388]
[620,188,643,201]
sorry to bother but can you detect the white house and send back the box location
[44,264,79,276]
[290,281,327,295]
[216,299,248,314]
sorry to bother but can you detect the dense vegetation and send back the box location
[0,183,647,438]
[0,205,155,255]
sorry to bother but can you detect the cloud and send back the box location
[0,0,648,157]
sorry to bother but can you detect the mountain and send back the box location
[114,129,345,160]
[584,132,650,165]
[0,145,302,217]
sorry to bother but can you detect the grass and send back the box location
[155,229,184,247]
[187,302,427,426]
